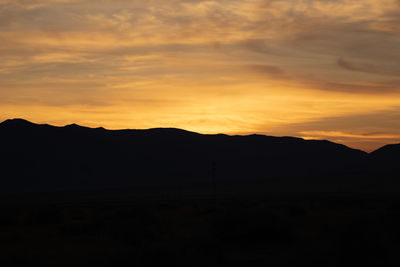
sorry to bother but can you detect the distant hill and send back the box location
[370,143,400,175]
[371,143,400,160]
[0,118,396,196]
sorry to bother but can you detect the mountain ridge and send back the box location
[0,118,369,153]
[0,118,397,195]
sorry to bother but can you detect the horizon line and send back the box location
[2,117,397,154]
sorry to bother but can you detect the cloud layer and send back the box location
[1,0,400,151]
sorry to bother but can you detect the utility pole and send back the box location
[212,161,217,199]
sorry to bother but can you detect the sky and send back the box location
[1,0,400,152]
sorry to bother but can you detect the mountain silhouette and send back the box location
[369,143,400,184]
[371,143,400,162]
[0,118,396,196]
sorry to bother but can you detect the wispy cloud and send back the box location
[1,0,400,151]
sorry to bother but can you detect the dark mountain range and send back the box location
[369,143,400,180]
[0,118,397,196]
[371,143,400,163]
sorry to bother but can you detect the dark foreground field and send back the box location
[1,194,399,266]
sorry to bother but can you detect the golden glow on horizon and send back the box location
[1,0,400,152]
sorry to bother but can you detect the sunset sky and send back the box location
[1,0,400,151]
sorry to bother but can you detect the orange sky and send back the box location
[1,0,400,152]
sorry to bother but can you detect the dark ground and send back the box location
[0,193,399,266]
[1,119,399,266]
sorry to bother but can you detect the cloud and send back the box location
[276,107,400,151]
[338,57,400,77]
[299,131,400,140]
[1,0,400,151]
[308,81,400,94]
[245,64,284,76]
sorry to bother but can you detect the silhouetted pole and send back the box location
[212,161,217,199]
[337,176,342,195]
